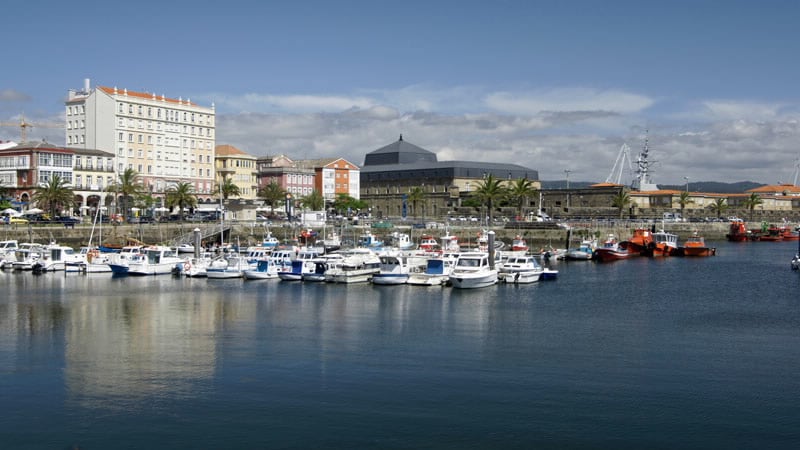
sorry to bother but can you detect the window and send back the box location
[147,136,152,144]
[128,104,133,114]
[75,175,81,187]
[80,135,84,144]
[138,134,143,144]
[128,133,133,142]
[68,106,73,116]
[137,105,142,115]
[147,165,152,174]
[118,103,124,113]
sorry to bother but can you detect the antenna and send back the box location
[793,155,800,186]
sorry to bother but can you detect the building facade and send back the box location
[360,136,539,219]
[0,141,74,212]
[72,147,115,215]
[215,145,258,202]
[65,79,216,202]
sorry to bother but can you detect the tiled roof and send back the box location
[99,86,197,106]
[215,144,250,157]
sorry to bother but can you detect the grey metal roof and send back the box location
[363,135,438,166]
[361,160,538,181]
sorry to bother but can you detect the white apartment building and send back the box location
[65,79,216,202]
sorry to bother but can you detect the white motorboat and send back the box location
[303,253,344,282]
[406,253,458,286]
[278,248,322,281]
[32,243,84,273]
[243,259,280,280]
[371,252,426,285]
[324,248,381,283]
[180,255,215,277]
[448,252,498,289]
[206,255,248,279]
[11,243,46,271]
[126,246,185,276]
[0,240,19,269]
[107,245,145,275]
[497,255,543,284]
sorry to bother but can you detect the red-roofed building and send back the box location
[65,79,216,209]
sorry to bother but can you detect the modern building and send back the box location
[359,136,539,219]
[65,79,216,204]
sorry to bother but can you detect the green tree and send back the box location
[300,190,325,211]
[508,177,537,220]
[258,181,287,211]
[108,168,143,218]
[0,181,8,202]
[216,176,241,200]
[472,174,508,223]
[709,198,729,219]
[742,192,763,221]
[165,182,197,219]
[332,194,367,215]
[407,186,425,218]
[32,174,74,217]
[677,191,693,221]
[611,189,631,219]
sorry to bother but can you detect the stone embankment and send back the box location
[1,220,734,250]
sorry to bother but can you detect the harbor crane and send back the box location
[0,115,62,142]
[605,143,633,185]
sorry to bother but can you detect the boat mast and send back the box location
[632,130,658,191]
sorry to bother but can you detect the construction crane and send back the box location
[605,143,633,185]
[0,114,62,142]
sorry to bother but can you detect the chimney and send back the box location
[84,78,90,93]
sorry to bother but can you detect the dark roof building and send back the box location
[359,136,540,219]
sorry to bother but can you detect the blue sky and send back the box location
[2,0,800,185]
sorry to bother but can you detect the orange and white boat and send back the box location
[621,228,653,254]
[681,232,716,257]
[726,220,749,242]
[643,230,679,257]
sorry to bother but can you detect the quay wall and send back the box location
[1,220,735,250]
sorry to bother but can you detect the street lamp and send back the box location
[564,169,572,211]
[684,176,690,192]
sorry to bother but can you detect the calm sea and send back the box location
[1,241,800,449]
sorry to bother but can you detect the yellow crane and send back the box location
[0,115,63,142]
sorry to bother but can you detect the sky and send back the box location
[2,0,800,186]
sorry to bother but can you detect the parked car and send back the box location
[57,216,82,225]
[9,216,29,224]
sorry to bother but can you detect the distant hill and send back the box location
[541,180,766,193]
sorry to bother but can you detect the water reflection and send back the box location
[2,273,527,412]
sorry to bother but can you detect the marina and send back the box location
[1,240,799,448]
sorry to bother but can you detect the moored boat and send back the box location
[681,232,716,257]
[592,234,633,262]
[643,230,679,257]
[725,219,750,242]
[449,252,498,289]
[497,255,543,284]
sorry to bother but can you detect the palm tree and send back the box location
[407,186,425,218]
[33,174,74,217]
[508,177,537,220]
[709,198,728,219]
[258,181,287,211]
[165,182,197,219]
[677,191,693,221]
[473,174,508,224]
[216,176,241,200]
[611,190,630,219]
[742,192,763,221]
[300,190,325,211]
[109,168,143,219]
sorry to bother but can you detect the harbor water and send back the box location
[1,240,799,448]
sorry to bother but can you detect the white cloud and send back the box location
[485,88,655,115]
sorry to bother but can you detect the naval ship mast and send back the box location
[631,131,659,191]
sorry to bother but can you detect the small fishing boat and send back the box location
[681,232,716,257]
